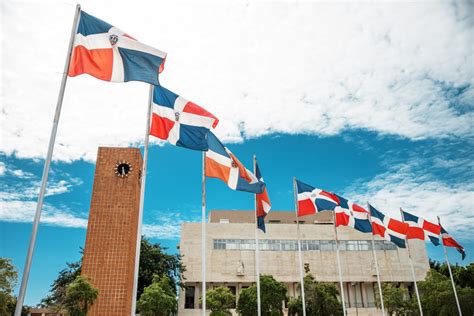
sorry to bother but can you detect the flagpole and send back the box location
[293,177,307,316]
[15,5,81,315]
[437,216,462,316]
[400,209,423,316]
[130,85,153,315]
[253,155,262,316]
[201,151,207,315]
[332,211,347,315]
[368,204,385,316]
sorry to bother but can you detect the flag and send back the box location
[69,11,167,85]
[441,226,466,260]
[255,162,271,232]
[369,204,408,248]
[401,209,441,246]
[205,132,265,194]
[295,180,339,217]
[334,195,372,233]
[150,86,219,151]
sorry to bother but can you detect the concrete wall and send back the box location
[178,220,429,315]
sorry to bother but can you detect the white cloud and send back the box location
[345,161,474,241]
[0,162,5,176]
[1,0,472,162]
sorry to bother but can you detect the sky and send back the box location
[1,0,473,307]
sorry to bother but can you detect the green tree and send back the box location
[287,297,303,316]
[419,269,474,316]
[375,283,416,316]
[303,274,342,316]
[64,275,98,316]
[137,274,176,316]
[429,260,474,289]
[201,286,235,316]
[0,258,18,316]
[42,238,185,309]
[237,275,287,316]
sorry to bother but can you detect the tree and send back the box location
[237,275,287,316]
[64,275,98,316]
[375,283,416,316]
[42,238,185,309]
[137,274,176,316]
[287,297,303,316]
[303,274,342,316]
[418,269,474,316]
[202,286,235,316]
[429,260,474,289]
[0,258,18,316]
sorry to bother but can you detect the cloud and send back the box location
[0,162,5,176]
[1,1,473,162]
[345,159,474,241]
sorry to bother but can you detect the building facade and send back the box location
[178,210,429,316]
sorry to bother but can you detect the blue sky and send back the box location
[1,0,473,307]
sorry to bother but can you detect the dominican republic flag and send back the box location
[295,180,339,217]
[369,204,408,248]
[401,209,441,246]
[150,86,219,151]
[205,132,265,194]
[69,11,166,85]
[441,226,466,260]
[256,162,271,232]
[334,195,372,233]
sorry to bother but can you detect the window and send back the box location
[269,220,281,223]
[320,240,335,251]
[358,241,370,251]
[185,286,195,309]
[346,241,359,251]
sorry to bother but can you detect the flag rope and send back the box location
[130,84,154,315]
[14,5,82,315]
[332,211,347,315]
[438,216,462,316]
[400,208,423,316]
[293,177,307,316]
[367,204,386,316]
[254,155,262,316]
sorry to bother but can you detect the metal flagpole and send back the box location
[367,204,385,316]
[15,5,82,315]
[438,216,462,316]
[400,209,423,316]
[293,177,307,316]
[332,211,347,315]
[253,155,262,316]
[201,151,207,315]
[130,85,154,315]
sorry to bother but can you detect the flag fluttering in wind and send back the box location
[69,11,167,84]
[150,86,219,151]
[255,162,271,232]
[441,226,466,260]
[205,132,264,194]
[401,209,441,246]
[334,194,372,233]
[295,180,339,216]
[369,204,408,248]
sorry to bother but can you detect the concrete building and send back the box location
[178,210,429,316]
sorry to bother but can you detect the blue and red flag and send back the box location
[255,162,271,232]
[401,209,441,246]
[69,11,166,84]
[150,86,219,151]
[441,226,466,260]
[334,195,372,233]
[295,180,339,217]
[369,204,408,248]
[205,133,265,194]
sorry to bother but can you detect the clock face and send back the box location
[114,161,133,178]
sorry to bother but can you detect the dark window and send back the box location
[185,286,195,309]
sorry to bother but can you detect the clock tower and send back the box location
[81,147,142,316]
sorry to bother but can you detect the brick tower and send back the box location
[82,147,142,315]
